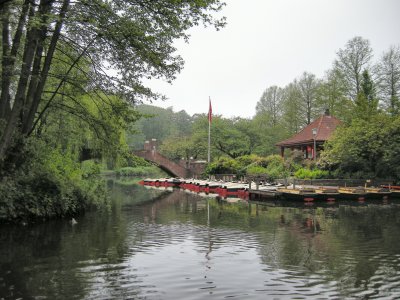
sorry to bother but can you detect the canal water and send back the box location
[1,181,400,299]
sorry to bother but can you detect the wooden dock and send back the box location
[249,186,397,202]
[249,189,281,200]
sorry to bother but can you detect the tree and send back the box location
[0,0,226,171]
[256,86,284,126]
[334,36,373,100]
[210,117,251,159]
[128,105,193,150]
[297,72,320,124]
[316,69,353,122]
[376,45,400,115]
[354,70,379,120]
[159,136,195,161]
[321,114,399,179]
[281,81,303,134]
[249,112,288,156]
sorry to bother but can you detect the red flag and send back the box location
[208,98,212,124]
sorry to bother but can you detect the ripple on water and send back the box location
[3,191,400,300]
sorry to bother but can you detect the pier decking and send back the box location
[139,178,399,202]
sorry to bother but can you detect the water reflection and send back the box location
[1,182,400,299]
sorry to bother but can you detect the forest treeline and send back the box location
[0,0,225,222]
[134,36,400,180]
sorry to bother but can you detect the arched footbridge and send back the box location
[134,150,205,178]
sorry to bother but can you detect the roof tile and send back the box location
[276,114,341,147]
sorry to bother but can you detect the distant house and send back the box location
[276,110,341,159]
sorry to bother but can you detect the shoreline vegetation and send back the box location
[0,149,167,223]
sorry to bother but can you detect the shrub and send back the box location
[236,154,263,168]
[246,165,268,175]
[294,168,329,179]
[0,139,108,223]
[206,157,240,175]
[81,160,101,178]
[124,154,151,168]
[115,166,163,177]
[0,169,107,222]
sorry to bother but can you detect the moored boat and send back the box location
[365,187,392,200]
[278,187,319,202]
[337,187,368,200]
[164,178,182,188]
[218,183,247,197]
[249,189,281,200]
[315,188,340,201]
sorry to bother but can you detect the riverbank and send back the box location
[0,154,168,223]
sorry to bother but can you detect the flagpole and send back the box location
[208,118,211,163]
[208,97,211,163]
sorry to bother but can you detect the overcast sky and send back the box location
[146,0,400,118]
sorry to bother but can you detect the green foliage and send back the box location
[321,114,400,180]
[0,139,108,222]
[81,160,102,178]
[129,105,194,150]
[264,155,288,180]
[354,70,379,120]
[0,88,140,222]
[236,154,265,168]
[251,113,289,156]
[206,157,240,175]
[115,166,162,177]
[376,46,400,115]
[159,136,197,161]
[205,154,289,180]
[210,117,252,158]
[294,168,329,179]
[123,154,151,168]
[315,69,353,123]
[246,165,268,175]
[334,36,373,100]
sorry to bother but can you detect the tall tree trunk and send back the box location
[0,0,29,119]
[23,0,54,123]
[0,3,10,118]
[0,4,37,163]
[23,0,70,135]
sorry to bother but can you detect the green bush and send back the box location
[236,154,264,168]
[115,166,163,177]
[0,169,107,222]
[81,160,101,178]
[294,168,329,179]
[264,155,288,180]
[123,154,151,168]
[206,157,240,175]
[207,154,290,180]
[0,139,108,223]
[246,165,268,175]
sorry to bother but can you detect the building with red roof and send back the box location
[276,110,341,159]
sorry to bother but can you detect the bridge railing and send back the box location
[134,150,191,178]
